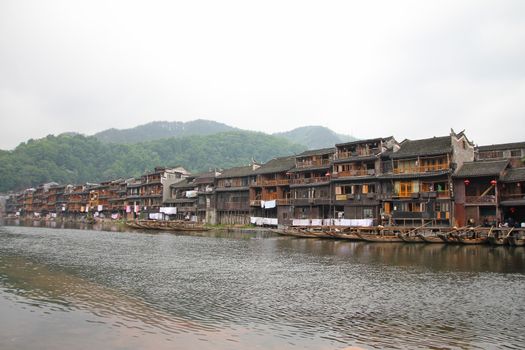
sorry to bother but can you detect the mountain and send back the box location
[94,119,237,144]
[93,119,357,149]
[0,132,306,192]
[274,126,357,149]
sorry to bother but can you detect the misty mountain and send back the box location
[93,119,357,149]
[274,126,358,149]
[94,119,237,144]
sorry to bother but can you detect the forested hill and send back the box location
[93,119,357,150]
[0,132,305,192]
[94,119,237,144]
[274,126,357,149]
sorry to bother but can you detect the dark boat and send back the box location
[456,234,488,245]
[271,227,319,238]
[398,232,424,243]
[417,232,445,243]
[508,236,525,246]
[508,229,525,246]
[355,230,404,243]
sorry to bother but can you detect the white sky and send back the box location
[1,0,524,150]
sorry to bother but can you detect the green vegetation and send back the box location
[0,132,305,192]
[94,119,237,144]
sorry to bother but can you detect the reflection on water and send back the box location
[1,224,525,350]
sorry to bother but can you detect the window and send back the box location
[511,149,522,157]
[479,151,504,159]
[363,208,373,218]
[435,202,450,212]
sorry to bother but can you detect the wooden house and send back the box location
[22,188,36,215]
[194,171,219,224]
[500,167,525,226]
[215,164,259,225]
[380,131,474,226]
[250,156,295,226]
[332,138,397,224]
[107,179,129,217]
[136,166,189,218]
[125,179,142,219]
[166,176,198,221]
[477,141,525,168]
[453,159,509,226]
[288,148,334,221]
[64,184,90,215]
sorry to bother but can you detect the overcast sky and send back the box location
[1,0,524,150]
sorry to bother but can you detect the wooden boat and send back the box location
[508,236,525,246]
[507,228,525,246]
[125,221,145,229]
[398,232,424,243]
[328,231,362,241]
[456,233,488,245]
[437,232,460,244]
[126,220,210,232]
[488,227,514,246]
[355,231,404,243]
[396,223,434,243]
[271,227,319,238]
[417,232,445,243]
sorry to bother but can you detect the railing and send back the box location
[295,159,331,168]
[277,198,292,205]
[336,149,379,159]
[394,190,450,198]
[335,169,375,177]
[393,163,449,174]
[501,194,525,201]
[254,179,290,186]
[290,176,330,185]
[466,195,496,204]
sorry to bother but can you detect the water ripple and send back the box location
[1,225,524,349]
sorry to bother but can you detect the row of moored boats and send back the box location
[126,220,210,232]
[271,226,525,246]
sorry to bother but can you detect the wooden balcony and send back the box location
[501,194,525,202]
[465,195,496,204]
[336,149,379,160]
[334,169,376,177]
[290,176,330,185]
[296,159,331,168]
[394,190,450,198]
[253,179,290,186]
[393,163,449,174]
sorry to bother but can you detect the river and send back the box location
[0,222,524,349]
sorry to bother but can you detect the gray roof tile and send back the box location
[392,136,452,159]
[455,160,509,178]
[502,167,525,182]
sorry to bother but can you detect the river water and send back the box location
[0,222,524,350]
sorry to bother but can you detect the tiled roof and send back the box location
[502,167,525,182]
[455,160,509,178]
[392,136,452,159]
[333,154,378,164]
[216,165,258,179]
[335,137,392,148]
[288,164,331,173]
[296,147,335,158]
[478,141,525,152]
[170,178,196,189]
[254,156,296,175]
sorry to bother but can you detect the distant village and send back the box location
[1,130,525,228]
